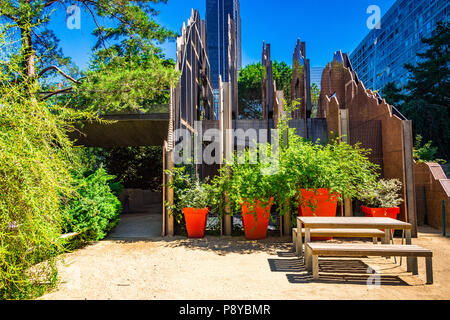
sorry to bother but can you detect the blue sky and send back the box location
[48,0,396,70]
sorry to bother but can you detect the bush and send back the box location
[359,179,404,208]
[62,167,123,241]
[413,135,446,164]
[165,167,210,224]
[0,53,82,299]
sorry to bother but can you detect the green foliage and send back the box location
[0,32,87,299]
[81,146,164,191]
[310,83,320,117]
[359,179,404,208]
[238,61,292,119]
[165,167,210,224]
[274,100,379,213]
[0,1,180,113]
[62,167,123,242]
[383,21,450,161]
[208,101,379,221]
[73,55,179,113]
[381,82,404,106]
[413,135,446,164]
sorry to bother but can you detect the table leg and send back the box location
[405,229,415,273]
[305,228,311,271]
[384,229,390,244]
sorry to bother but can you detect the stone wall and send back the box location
[320,50,415,225]
[414,162,450,232]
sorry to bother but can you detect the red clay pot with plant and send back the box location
[297,188,339,240]
[361,206,400,220]
[182,208,209,238]
[241,198,274,240]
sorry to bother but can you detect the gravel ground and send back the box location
[40,227,450,300]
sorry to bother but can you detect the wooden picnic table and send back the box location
[296,216,415,273]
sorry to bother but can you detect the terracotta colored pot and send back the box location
[182,208,209,238]
[361,206,400,220]
[297,188,339,240]
[241,199,273,240]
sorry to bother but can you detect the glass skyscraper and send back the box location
[206,0,242,90]
[350,0,449,92]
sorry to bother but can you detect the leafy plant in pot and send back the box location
[279,129,379,216]
[218,146,278,240]
[166,167,210,238]
[359,179,404,220]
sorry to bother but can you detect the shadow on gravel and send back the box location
[284,258,409,286]
[132,236,295,256]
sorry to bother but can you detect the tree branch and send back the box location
[40,87,73,100]
[38,66,80,84]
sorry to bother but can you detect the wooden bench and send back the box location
[292,228,386,256]
[305,243,433,284]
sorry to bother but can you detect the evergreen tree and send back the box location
[238,61,292,119]
[381,81,404,106]
[381,21,449,160]
[402,21,450,160]
[0,1,180,112]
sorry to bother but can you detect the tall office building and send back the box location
[310,66,324,90]
[206,0,242,90]
[350,0,449,92]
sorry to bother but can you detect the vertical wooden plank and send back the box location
[167,149,175,237]
[283,200,291,237]
[403,120,418,237]
[162,142,167,237]
[344,198,353,217]
[222,82,233,236]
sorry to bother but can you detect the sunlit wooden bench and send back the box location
[292,228,386,255]
[305,243,433,284]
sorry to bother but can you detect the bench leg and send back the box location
[305,229,311,270]
[298,230,303,257]
[305,246,312,271]
[412,257,419,275]
[312,255,319,280]
[425,257,433,285]
[296,221,303,257]
[292,229,297,255]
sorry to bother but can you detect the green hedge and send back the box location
[62,167,123,241]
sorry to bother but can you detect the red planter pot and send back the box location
[182,208,209,239]
[241,199,273,240]
[297,188,339,241]
[361,206,400,220]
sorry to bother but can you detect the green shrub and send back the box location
[359,179,404,208]
[413,135,446,164]
[62,167,123,241]
[0,50,83,299]
[165,167,210,224]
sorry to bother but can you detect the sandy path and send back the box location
[41,229,450,300]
